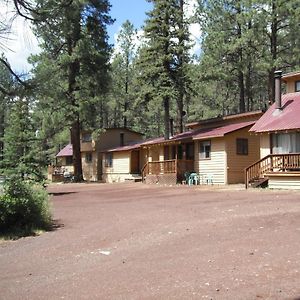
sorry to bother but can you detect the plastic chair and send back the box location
[204,174,213,185]
[188,173,199,185]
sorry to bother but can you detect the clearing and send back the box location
[1,183,300,299]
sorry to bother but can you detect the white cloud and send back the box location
[112,1,201,58]
[0,2,40,74]
[185,0,202,56]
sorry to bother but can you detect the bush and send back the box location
[0,178,51,236]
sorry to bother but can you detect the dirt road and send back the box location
[1,183,300,299]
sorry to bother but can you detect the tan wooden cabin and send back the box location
[50,128,143,182]
[247,71,300,189]
[101,141,144,183]
[80,128,143,181]
[141,111,263,185]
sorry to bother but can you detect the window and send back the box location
[199,140,211,159]
[66,156,73,165]
[272,133,300,154]
[105,153,113,167]
[85,152,93,163]
[82,133,92,143]
[236,138,248,155]
[120,133,124,146]
[296,81,300,92]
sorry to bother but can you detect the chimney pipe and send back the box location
[274,70,282,109]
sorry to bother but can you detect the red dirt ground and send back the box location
[1,183,300,300]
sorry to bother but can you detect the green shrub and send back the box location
[0,178,51,236]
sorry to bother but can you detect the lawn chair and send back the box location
[204,174,213,185]
[188,172,199,185]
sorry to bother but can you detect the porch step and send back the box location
[249,177,269,188]
[125,174,142,182]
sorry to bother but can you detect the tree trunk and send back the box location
[269,0,278,103]
[164,96,170,140]
[238,70,245,113]
[71,117,83,181]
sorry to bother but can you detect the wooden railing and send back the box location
[142,159,194,182]
[245,153,300,188]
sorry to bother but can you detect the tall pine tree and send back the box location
[31,0,113,181]
[137,0,191,138]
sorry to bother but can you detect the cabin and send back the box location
[101,141,145,183]
[141,111,263,185]
[246,71,300,189]
[80,128,143,181]
[49,128,143,182]
[47,144,74,182]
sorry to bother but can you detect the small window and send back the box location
[85,152,93,163]
[296,81,300,92]
[66,156,73,165]
[199,140,211,159]
[236,138,248,155]
[120,133,124,146]
[105,153,113,167]
[82,133,92,143]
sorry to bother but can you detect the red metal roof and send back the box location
[193,121,255,140]
[250,92,300,133]
[56,144,73,157]
[103,141,145,153]
[102,120,255,152]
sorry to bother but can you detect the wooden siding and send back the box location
[103,152,130,174]
[95,129,143,151]
[260,134,271,159]
[226,127,260,184]
[148,145,160,162]
[80,128,142,181]
[286,81,296,93]
[102,151,141,183]
[268,173,300,189]
[82,152,98,181]
[195,139,227,184]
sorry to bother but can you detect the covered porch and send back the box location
[141,141,196,185]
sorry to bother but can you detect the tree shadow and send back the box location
[48,219,64,231]
[49,191,77,196]
[0,219,64,240]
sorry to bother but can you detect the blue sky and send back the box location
[108,0,152,44]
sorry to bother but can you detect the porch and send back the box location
[141,159,194,185]
[245,153,300,188]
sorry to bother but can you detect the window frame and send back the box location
[85,152,93,163]
[295,81,300,92]
[82,133,92,143]
[199,140,211,160]
[236,138,249,155]
[104,152,113,168]
[65,156,73,165]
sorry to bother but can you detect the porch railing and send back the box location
[141,159,194,182]
[245,153,300,188]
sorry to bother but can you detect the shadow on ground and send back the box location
[0,219,64,241]
[49,192,77,196]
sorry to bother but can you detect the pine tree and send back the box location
[31,0,113,181]
[1,97,45,181]
[137,0,191,138]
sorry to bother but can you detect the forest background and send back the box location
[0,0,300,181]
